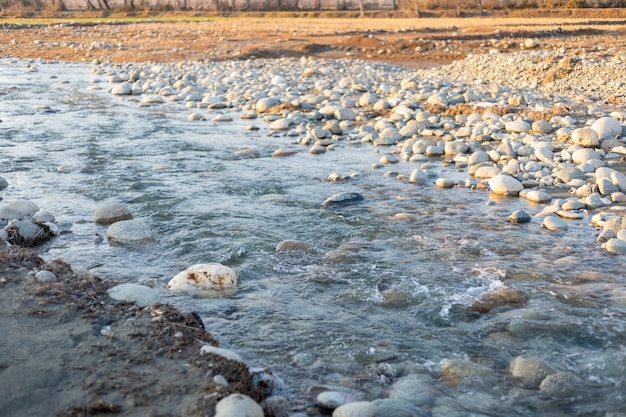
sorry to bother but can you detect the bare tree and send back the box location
[476,0,483,15]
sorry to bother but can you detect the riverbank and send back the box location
[0,246,268,416]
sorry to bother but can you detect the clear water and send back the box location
[1,59,625,416]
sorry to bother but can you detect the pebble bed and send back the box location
[91,45,626,257]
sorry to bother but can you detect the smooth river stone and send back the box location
[470,286,527,313]
[474,165,500,179]
[556,210,585,220]
[110,82,132,95]
[211,114,233,122]
[605,238,626,255]
[323,192,364,206]
[215,394,263,417]
[188,112,205,121]
[435,178,455,188]
[539,372,584,396]
[316,391,347,410]
[0,199,40,220]
[505,120,531,133]
[571,127,599,147]
[610,171,626,191]
[556,166,586,183]
[107,283,159,307]
[591,116,622,138]
[508,209,531,223]
[572,148,601,165]
[272,148,297,157]
[409,168,427,184]
[106,219,153,243]
[488,174,524,196]
[597,177,620,196]
[275,240,313,252]
[510,356,555,388]
[440,358,495,387]
[269,118,291,130]
[332,401,376,417]
[0,175,8,190]
[525,190,551,203]
[95,202,133,224]
[543,216,569,231]
[167,263,237,292]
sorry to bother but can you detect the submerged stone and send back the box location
[323,192,364,206]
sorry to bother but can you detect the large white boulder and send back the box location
[167,263,237,294]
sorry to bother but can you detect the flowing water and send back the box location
[1,59,625,416]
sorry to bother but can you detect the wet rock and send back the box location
[106,219,153,243]
[323,192,364,206]
[167,263,237,294]
[32,210,55,223]
[373,398,428,417]
[35,270,57,282]
[470,286,527,313]
[211,114,233,122]
[188,112,205,121]
[316,391,347,410]
[0,175,8,190]
[0,199,40,220]
[332,401,376,417]
[604,238,626,255]
[409,168,427,184]
[510,356,555,388]
[435,178,455,188]
[542,216,568,231]
[204,373,225,388]
[95,202,133,224]
[110,82,132,95]
[488,174,524,196]
[539,372,584,396]
[525,190,551,203]
[234,147,261,158]
[215,393,263,417]
[272,148,297,157]
[107,283,160,307]
[269,118,291,130]
[275,240,313,252]
[508,209,531,223]
[262,395,289,417]
[440,358,495,387]
[388,374,435,406]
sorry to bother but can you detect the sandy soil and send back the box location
[1,12,626,67]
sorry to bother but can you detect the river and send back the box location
[1,58,624,416]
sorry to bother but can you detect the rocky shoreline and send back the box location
[2,30,626,415]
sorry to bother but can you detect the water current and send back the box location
[1,59,625,416]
